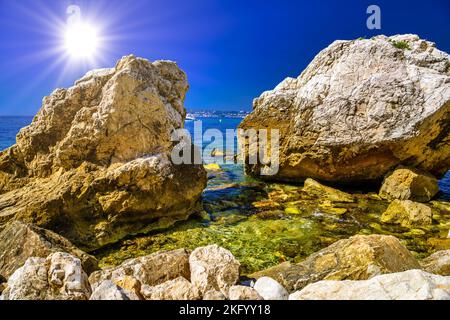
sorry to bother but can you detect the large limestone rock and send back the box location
[140,277,200,300]
[253,235,420,292]
[239,35,450,182]
[189,245,240,297]
[89,249,190,289]
[289,270,450,300]
[420,250,450,276]
[0,221,97,279]
[0,252,91,300]
[0,55,207,250]
[381,199,433,228]
[379,167,440,202]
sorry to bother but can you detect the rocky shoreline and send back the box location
[0,34,449,300]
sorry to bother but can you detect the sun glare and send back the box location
[64,22,99,58]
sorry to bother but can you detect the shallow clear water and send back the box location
[0,116,449,274]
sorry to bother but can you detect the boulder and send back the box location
[203,290,226,300]
[228,285,263,300]
[289,270,450,300]
[379,167,440,202]
[140,277,200,300]
[0,220,97,279]
[253,277,288,300]
[420,250,450,276]
[302,178,354,202]
[239,34,450,183]
[189,245,240,296]
[89,249,190,289]
[0,55,207,250]
[253,235,420,292]
[0,252,91,300]
[381,200,433,228]
[90,280,140,300]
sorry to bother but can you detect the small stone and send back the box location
[302,179,354,203]
[228,285,263,300]
[90,280,139,300]
[203,290,226,300]
[253,277,288,300]
[140,277,200,300]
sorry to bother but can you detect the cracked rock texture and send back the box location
[252,234,420,292]
[239,34,450,183]
[0,55,207,250]
[0,252,91,300]
[289,270,450,300]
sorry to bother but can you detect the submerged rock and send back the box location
[253,277,289,300]
[302,178,354,203]
[289,270,450,300]
[89,249,190,290]
[381,200,433,228]
[0,221,97,279]
[189,245,240,297]
[239,34,450,183]
[0,55,207,250]
[420,250,450,276]
[379,167,440,202]
[253,235,420,292]
[0,252,91,300]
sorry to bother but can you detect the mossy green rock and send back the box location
[302,178,354,203]
[381,200,433,228]
[379,167,439,202]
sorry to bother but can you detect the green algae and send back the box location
[94,164,450,275]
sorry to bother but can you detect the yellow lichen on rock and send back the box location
[381,199,433,228]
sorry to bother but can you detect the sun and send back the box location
[64,22,99,59]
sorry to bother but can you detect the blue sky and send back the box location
[0,0,449,115]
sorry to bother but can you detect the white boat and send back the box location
[185,114,196,121]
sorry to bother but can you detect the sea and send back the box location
[0,116,448,198]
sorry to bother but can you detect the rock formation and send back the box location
[239,35,450,183]
[289,270,450,300]
[89,248,190,290]
[252,234,420,292]
[0,55,207,250]
[0,221,97,279]
[381,199,433,228]
[420,250,450,276]
[0,252,91,300]
[379,167,440,202]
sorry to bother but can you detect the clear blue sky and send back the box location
[0,0,449,115]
